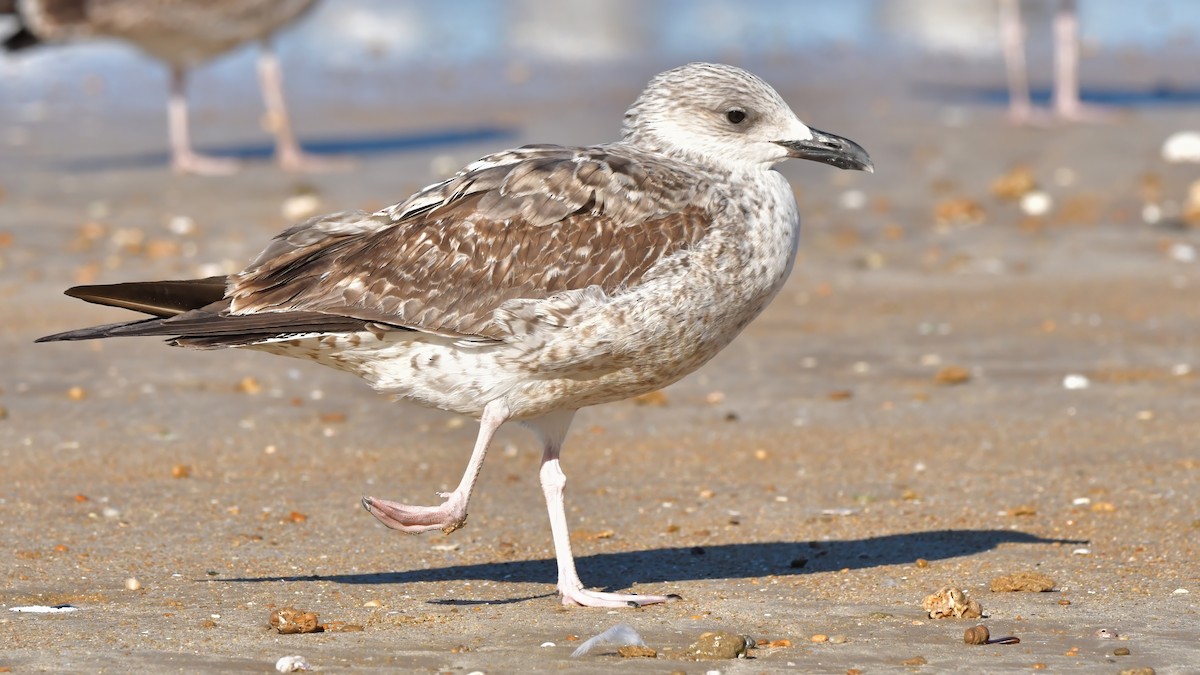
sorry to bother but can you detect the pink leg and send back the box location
[257,42,352,173]
[1052,0,1110,122]
[362,399,510,534]
[532,410,678,608]
[167,66,240,175]
[998,0,1041,125]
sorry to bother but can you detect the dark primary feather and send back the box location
[64,277,228,318]
[38,144,721,348]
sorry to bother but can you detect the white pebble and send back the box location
[124,577,141,591]
[431,154,461,178]
[1020,190,1053,216]
[1142,203,1162,225]
[1072,548,1091,555]
[1173,588,1190,594]
[838,189,866,210]
[275,655,311,672]
[1053,167,1076,187]
[1062,374,1090,390]
[540,642,556,648]
[1072,497,1091,505]
[1171,363,1191,376]
[1168,242,1196,263]
[167,215,196,236]
[281,194,321,221]
[1162,131,1200,163]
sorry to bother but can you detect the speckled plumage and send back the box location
[39,63,872,607]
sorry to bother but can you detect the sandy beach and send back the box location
[2,5,1199,671]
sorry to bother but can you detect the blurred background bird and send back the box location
[2,0,347,174]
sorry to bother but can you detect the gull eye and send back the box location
[725,109,746,124]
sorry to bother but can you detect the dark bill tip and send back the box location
[776,127,873,172]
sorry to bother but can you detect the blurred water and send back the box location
[1,0,1198,111]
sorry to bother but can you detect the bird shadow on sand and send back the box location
[219,529,1085,603]
[54,125,517,172]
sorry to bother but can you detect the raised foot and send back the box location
[361,493,467,534]
[559,587,681,609]
[172,152,240,175]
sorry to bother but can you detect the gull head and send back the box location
[623,62,872,174]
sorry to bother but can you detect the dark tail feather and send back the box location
[37,276,379,347]
[37,277,229,344]
[63,277,228,318]
[35,317,166,343]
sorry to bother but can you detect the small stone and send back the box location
[963,625,989,645]
[1113,647,1131,656]
[171,464,191,479]
[632,390,668,406]
[687,631,750,659]
[124,577,141,591]
[362,599,381,608]
[1020,191,1053,217]
[617,645,657,658]
[1119,668,1156,675]
[829,634,847,644]
[200,618,217,628]
[235,377,263,394]
[811,634,828,643]
[990,572,1055,593]
[1062,374,1090,390]
[901,656,927,666]
[915,558,929,568]
[67,386,87,401]
[934,365,971,385]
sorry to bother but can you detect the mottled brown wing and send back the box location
[228,145,717,340]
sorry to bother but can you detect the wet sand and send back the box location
[1,55,1199,672]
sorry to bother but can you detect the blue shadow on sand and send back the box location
[914,83,1200,108]
[57,125,518,172]
[217,529,1084,604]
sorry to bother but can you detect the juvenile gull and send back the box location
[38,63,872,608]
[3,0,340,174]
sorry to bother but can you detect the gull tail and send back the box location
[37,276,379,348]
[36,277,229,343]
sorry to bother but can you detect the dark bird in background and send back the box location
[2,0,347,174]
